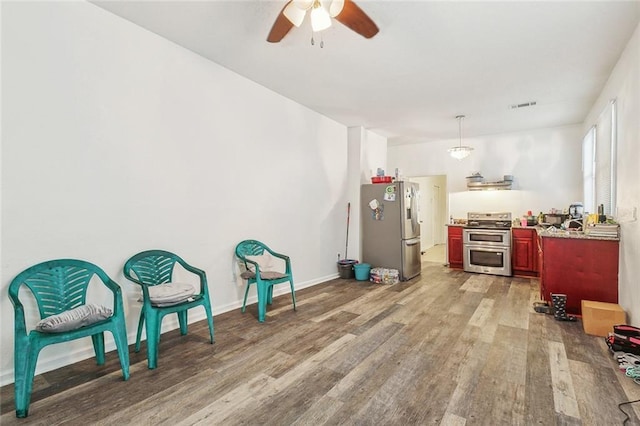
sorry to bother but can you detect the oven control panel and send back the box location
[467,212,512,229]
[468,212,512,220]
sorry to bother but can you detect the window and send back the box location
[582,127,595,213]
[583,100,617,215]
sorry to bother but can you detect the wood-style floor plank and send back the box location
[2,260,639,425]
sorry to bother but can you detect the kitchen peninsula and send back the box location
[447,223,621,316]
[538,227,620,316]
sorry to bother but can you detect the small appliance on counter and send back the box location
[569,202,584,219]
[543,213,569,228]
[566,202,584,229]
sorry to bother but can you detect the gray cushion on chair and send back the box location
[240,271,288,280]
[36,304,113,333]
[148,282,196,306]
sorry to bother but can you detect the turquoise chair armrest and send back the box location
[176,258,208,295]
[271,252,292,273]
[9,297,28,338]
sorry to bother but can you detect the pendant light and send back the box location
[448,115,473,160]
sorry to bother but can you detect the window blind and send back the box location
[594,100,616,215]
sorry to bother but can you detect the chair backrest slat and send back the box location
[235,240,266,259]
[10,263,96,318]
[127,253,177,286]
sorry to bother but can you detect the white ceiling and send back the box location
[92,1,640,145]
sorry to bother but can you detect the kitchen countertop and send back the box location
[448,223,619,241]
[533,225,620,241]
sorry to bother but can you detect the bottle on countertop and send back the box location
[525,211,535,226]
[538,212,544,225]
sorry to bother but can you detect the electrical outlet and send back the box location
[616,206,637,223]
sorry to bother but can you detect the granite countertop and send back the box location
[534,225,620,241]
[449,222,619,241]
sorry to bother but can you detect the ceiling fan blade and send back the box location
[267,2,296,43]
[334,0,379,39]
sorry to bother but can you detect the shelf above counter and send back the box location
[467,181,512,191]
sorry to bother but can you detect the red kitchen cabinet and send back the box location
[447,226,463,269]
[540,236,619,315]
[512,228,539,277]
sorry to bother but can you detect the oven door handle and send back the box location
[464,229,511,236]
[465,245,508,253]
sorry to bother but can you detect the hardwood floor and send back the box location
[421,244,446,264]
[2,260,640,425]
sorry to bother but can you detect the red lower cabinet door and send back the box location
[541,237,619,315]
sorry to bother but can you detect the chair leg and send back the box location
[242,283,250,313]
[177,310,188,335]
[257,282,268,323]
[290,280,297,311]
[145,311,162,369]
[267,285,274,305]
[14,342,40,418]
[111,319,131,381]
[91,332,106,365]
[204,301,215,344]
[135,309,145,353]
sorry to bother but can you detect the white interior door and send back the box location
[410,175,447,251]
[433,184,441,244]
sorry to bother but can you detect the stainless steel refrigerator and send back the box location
[361,181,421,281]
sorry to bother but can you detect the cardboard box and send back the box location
[581,300,626,337]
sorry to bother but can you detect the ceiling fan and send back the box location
[267,0,379,43]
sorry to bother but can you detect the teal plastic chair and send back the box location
[123,250,214,369]
[235,240,296,322]
[8,259,130,418]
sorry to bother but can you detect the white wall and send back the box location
[1,2,351,385]
[583,23,640,325]
[388,125,584,220]
[347,127,388,262]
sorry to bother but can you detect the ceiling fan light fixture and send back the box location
[310,1,332,32]
[292,0,314,10]
[448,115,474,160]
[329,0,345,17]
[283,2,307,27]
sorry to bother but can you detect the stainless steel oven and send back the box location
[463,212,512,277]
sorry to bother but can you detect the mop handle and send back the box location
[345,202,351,259]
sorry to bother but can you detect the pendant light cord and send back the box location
[457,115,465,148]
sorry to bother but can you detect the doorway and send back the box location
[409,175,447,262]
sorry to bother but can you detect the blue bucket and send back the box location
[354,263,371,281]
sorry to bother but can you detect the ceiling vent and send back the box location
[510,101,537,109]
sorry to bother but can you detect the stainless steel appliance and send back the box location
[543,213,568,227]
[567,202,584,229]
[569,202,584,219]
[463,212,512,276]
[361,181,421,281]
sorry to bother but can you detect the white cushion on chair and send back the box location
[245,253,274,272]
[148,282,196,307]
